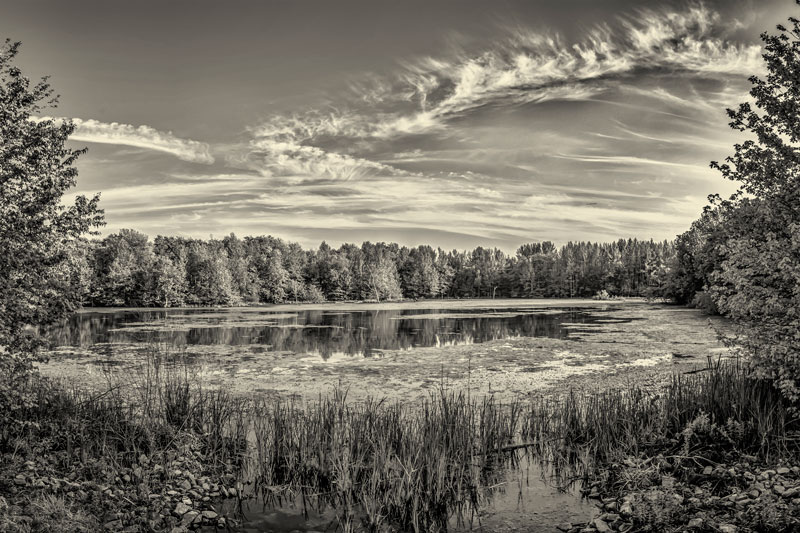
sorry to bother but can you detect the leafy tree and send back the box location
[0,40,103,423]
[705,13,800,403]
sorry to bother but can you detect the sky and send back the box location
[3,0,795,251]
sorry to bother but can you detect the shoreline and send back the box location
[75,297,643,314]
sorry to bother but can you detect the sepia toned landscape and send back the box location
[2,1,800,532]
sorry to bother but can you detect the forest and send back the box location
[63,231,676,306]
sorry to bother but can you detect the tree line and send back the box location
[62,231,676,307]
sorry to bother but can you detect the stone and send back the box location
[719,525,737,533]
[556,524,572,532]
[179,480,192,491]
[702,466,713,476]
[661,475,676,489]
[604,501,618,512]
[201,510,218,521]
[619,502,633,515]
[748,489,760,499]
[173,502,191,516]
[777,467,790,475]
[688,518,703,528]
[181,511,200,527]
[593,518,612,533]
[782,487,799,498]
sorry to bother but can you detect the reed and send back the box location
[5,354,797,532]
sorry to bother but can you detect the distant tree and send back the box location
[0,40,103,421]
[186,243,238,306]
[147,255,187,307]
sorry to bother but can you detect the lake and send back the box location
[39,300,728,532]
[41,300,725,402]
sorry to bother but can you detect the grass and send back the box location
[2,351,798,532]
[523,357,798,472]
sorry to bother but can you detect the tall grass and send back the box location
[6,354,798,532]
[6,347,248,472]
[522,358,798,476]
[246,390,519,532]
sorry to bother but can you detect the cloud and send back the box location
[229,137,405,180]
[254,3,760,145]
[35,116,215,164]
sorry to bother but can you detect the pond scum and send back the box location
[1,350,798,532]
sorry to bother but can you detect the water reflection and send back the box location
[46,307,590,360]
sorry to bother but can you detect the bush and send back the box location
[301,283,326,303]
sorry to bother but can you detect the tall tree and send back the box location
[0,40,103,418]
[707,13,800,403]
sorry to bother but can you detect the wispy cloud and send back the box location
[36,116,215,164]
[229,137,405,180]
[255,3,760,145]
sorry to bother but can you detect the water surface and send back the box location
[47,306,592,361]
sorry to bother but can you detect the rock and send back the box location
[702,466,713,476]
[593,518,612,533]
[179,480,192,491]
[169,528,188,533]
[748,489,760,499]
[104,520,123,530]
[556,524,572,532]
[600,513,620,522]
[777,467,790,475]
[604,501,618,512]
[122,474,131,483]
[181,498,192,506]
[139,454,149,465]
[782,487,799,498]
[661,475,676,489]
[201,510,218,521]
[719,525,737,533]
[619,502,633,515]
[773,485,786,495]
[181,511,200,527]
[688,518,703,528]
[173,502,191,516]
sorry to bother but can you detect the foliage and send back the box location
[665,13,800,404]
[78,233,675,306]
[0,40,102,424]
